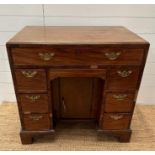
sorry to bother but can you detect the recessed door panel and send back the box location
[60,77,93,119]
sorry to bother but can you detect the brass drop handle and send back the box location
[117,70,132,77]
[25,95,40,102]
[113,94,127,101]
[105,52,121,60]
[21,70,37,78]
[30,115,43,121]
[62,97,66,112]
[39,52,55,61]
[109,114,123,120]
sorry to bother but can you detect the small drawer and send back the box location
[104,93,135,112]
[11,47,77,66]
[23,114,51,131]
[107,68,140,90]
[19,94,49,113]
[102,113,131,130]
[15,69,47,92]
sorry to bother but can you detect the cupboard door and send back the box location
[59,77,93,119]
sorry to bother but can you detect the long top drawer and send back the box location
[11,46,144,66]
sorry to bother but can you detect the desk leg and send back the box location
[97,129,132,142]
[20,130,55,144]
[20,132,33,144]
[118,131,132,142]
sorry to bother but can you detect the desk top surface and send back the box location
[7,26,148,45]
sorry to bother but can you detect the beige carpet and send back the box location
[0,103,155,151]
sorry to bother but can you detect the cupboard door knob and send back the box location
[113,94,127,101]
[39,52,55,61]
[109,114,123,120]
[25,95,40,102]
[105,52,121,60]
[117,70,132,77]
[29,115,43,121]
[21,70,37,78]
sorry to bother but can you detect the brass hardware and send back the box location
[113,94,127,101]
[49,113,53,118]
[22,70,37,78]
[25,95,40,102]
[117,70,132,77]
[24,112,31,114]
[90,65,98,69]
[39,52,55,61]
[30,115,43,121]
[105,52,121,60]
[62,97,66,112]
[109,114,123,120]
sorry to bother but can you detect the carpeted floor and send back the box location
[0,103,155,151]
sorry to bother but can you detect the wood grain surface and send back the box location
[7,26,148,45]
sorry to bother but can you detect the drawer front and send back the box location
[77,47,144,65]
[23,114,51,131]
[107,68,140,90]
[15,69,47,92]
[19,94,49,113]
[104,93,135,112]
[11,47,144,66]
[12,47,78,66]
[102,113,131,130]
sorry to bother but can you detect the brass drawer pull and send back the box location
[25,95,40,102]
[117,70,132,77]
[113,94,127,101]
[39,52,55,61]
[109,114,123,120]
[105,52,121,60]
[30,115,43,121]
[22,70,37,78]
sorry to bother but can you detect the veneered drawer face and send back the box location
[102,113,131,130]
[104,93,135,112]
[23,114,50,131]
[11,47,78,66]
[107,68,140,90]
[15,69,47,92]
[19,94,49,113]
[77,47,144,65]
[11,47,144,66]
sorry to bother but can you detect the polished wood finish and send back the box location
[7,26,147,45]
[104,93,135,112]
[6,26,149,144]
[48,69,106,79]
[60,78,94,118]
[52,78,103,120]
[11,47,144,66]
[107,68,140,91]
[15,69,47,92]
[102,113,131,130]
[23,114,51,130]
[19,94,49,113]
